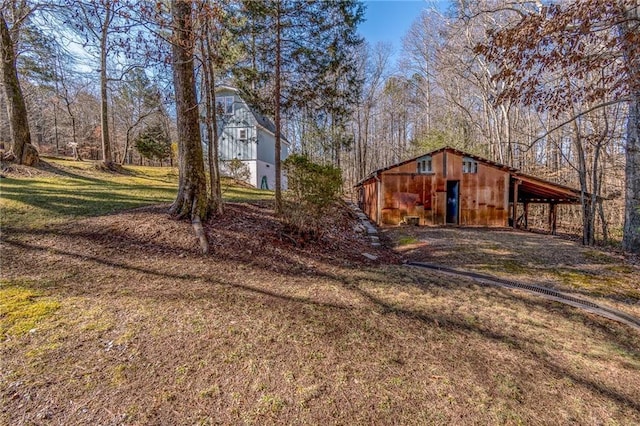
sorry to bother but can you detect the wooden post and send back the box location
[548,202,557,235]
[523,201,529,229]
[376,174,382,225]
[512,179,520,229]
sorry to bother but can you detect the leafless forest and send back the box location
[1,0,638,250]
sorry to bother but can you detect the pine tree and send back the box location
[234,0,364,212]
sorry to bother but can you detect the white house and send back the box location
[213,86,289,189]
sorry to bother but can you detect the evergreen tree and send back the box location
[234,0,364,212]
[116,68,163,164]
[134,123,170,163]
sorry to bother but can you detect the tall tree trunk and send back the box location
[99,4,112,166]
[169,0,209,230]
[274,1,282,213]
[621,4,640,253]
[199,23,223,216]
[121,128,132,165]
[623,92,640,252]
[0,12,38,166]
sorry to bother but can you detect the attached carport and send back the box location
[510,173,585,234]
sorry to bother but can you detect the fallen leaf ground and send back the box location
[1,160,640,425]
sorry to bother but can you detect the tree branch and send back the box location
[529,98,630,148]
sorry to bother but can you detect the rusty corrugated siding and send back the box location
[364,150,510,226]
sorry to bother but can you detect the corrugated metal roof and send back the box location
[355,146,514,187]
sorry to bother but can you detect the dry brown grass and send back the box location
[389,226,640,318]
[2,206,640,424]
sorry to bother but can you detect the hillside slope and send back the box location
[1,159,639,424]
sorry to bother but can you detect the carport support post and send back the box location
[512,179,520,229]
[376,174,382,225]
[548,202,557,235]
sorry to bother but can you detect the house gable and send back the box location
[213,86,289,189]
[214,86,289,162]
[215,87,258,162]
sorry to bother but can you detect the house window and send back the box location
[416,155,433,174]
[238,128,247,141]
[216,96,234,115]
[463,157,478,174]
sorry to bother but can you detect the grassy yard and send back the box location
[1,159,640,424]
[0,157,272,230]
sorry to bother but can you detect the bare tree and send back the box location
[478,0,640,252]
[0,2,39,165]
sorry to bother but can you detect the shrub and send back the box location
[226,158,251,183]
[282,154,342,241]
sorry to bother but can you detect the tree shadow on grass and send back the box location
[0,182,175,222]
[37,161,111,184]
[3,231,640,416]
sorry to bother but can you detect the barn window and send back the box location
[463,157,478,173]
[238,128,247,141]
[216,96,234,115]
[416,155,433,174]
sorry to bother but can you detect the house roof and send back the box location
[356,146,592,204]
[215,85,289,145]
[355,146,514,186]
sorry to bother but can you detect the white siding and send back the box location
[219,159,258,187]
[256,160,274,190]
[213,88,288,189]
[256,128,275,163]
[256,128,289,163]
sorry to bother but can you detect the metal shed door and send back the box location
[446,181,459,225]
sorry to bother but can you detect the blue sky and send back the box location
[359,1,449,55]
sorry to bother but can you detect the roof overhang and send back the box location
[214,85,239,94]
[513,173,589,204]
[255,121,290,146]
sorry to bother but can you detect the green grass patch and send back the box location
[549,268,640,300]
[553,269,601,288]
[607,265,635,274]
[0,157,274,230]
[221,180,274,203]
[397,235,419,246]
[0,158,177,229]
[0,280,60,339]
[583,249,617,264]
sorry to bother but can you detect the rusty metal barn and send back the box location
[356,146,586,233]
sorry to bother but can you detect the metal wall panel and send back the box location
[360,150,510,227]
